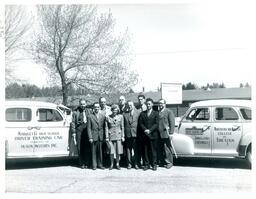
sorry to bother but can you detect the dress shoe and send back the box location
[165,164,173,169]
[81,165,86,169]
[109,165,113,170]
[143,166,149,171]
[152,166,157,171]
[92,167,97,170]
[116,165,121,170]
[127,164,132,169]
[134,165,139,170]
[98,166,105,170]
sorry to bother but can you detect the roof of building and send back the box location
[182,87,251,101]
[123,87,251,103]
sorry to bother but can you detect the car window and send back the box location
[37,108,63,122]
[6,108,32,122]
[215,107,239,121]
[240,108,251,120]
[186,108,210,121]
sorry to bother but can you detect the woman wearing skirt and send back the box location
[105,104,125,170]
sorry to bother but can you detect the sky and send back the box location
[10,0,256,92]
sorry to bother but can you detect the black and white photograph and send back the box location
[1,0,255,196]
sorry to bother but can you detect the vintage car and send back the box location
[5,100,73,159]
[175,99,252,167]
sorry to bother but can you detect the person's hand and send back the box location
[106,138,109,142]
[144,129,150,134]
[121,137,125,142]
[89,139,93,143]
[166,127,170,133]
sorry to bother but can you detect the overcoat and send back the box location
[158,108,175,139]
[123,109,140,138]
[105,114,125,141]
[138,110,159,140]
[70,107,91,134]
[87,112,106,141]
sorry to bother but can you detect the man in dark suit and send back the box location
[123,100,140,169]
[138,98,159,171]
[158,99,175,169]
[87,102,106,170]
[71,99,92,169]
[136,94,147,168]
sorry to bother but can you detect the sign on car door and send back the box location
[179,107,212,155]
[33,107,70,157]
[212,107,242,156]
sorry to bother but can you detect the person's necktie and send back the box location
[147,111,150,117]
[83,111,87,123]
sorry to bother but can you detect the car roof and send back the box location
[190,99,252,108]
[5,100,59,108]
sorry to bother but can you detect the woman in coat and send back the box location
[105,104,125,170]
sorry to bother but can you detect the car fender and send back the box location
[240,133,251,146]
[172,133,194,155]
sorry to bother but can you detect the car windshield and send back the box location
[240,108,251,120]
[186,108,210,121]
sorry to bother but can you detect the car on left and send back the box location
[5,100,76,160]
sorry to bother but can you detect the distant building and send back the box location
[12,87,251,117]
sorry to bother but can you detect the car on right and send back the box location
[175,99,252,167]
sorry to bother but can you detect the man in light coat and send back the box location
[99,97,112,116]
[158,99,175,169]
[119,95,129,114]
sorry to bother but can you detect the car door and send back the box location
[5,106,35,158]
[33,107,70,157]
[179,106,212,155]
[212,106,242,156]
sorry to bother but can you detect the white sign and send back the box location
[161,83,182,104]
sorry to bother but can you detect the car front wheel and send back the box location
[246,150,251,169]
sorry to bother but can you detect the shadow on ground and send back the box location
[5,157,78,170]
[174,157,250,169]
[6,156,250,170]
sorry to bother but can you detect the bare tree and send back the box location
[32,5,138,105]
[5,5,33,84]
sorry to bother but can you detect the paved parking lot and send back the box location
[5,157,252,193]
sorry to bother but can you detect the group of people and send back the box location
[70,94,176,171]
